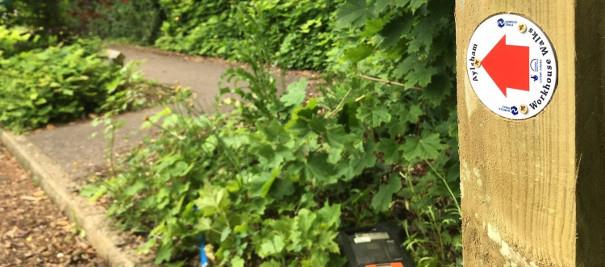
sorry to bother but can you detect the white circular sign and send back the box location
[466,13,558,120]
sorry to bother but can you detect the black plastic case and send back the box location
[337,223,415,267]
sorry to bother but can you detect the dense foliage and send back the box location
[156,0,341,70]
[329,1,459,263]
[0,26,39,56]
[87,1,460,266]
[66,0,163,44]
[5,0,336,70]
[0,39,150,132]
[0,0,71,37]
[0,0,162,44]
[154,0,240,59]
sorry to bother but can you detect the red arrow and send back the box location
[482,35,530,96]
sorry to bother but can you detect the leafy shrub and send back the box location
[0,41,146,132]
[0,26,58,57]
[0,26,30,56]
[155,0,241,58]
[91,77,351,266]
[155,0,340,70]
[258,0,342,70]
[0,0,71,37]
[329,1,459,263]
[66,0,163,44]
[87,1,461,266]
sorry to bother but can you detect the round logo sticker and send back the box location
[466,13,558,120]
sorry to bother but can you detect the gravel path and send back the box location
[0,145,106,266]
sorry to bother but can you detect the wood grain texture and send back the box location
[455,1,604,266]
[574,0,605,266]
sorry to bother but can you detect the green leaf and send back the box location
[138,239,156,255]
[305,153,338,184]
[123,180,146,197]
[371,106,392,127]
[363,18,386,36]
[280,79,308,107]
[259,167,281,198]
[270,177,295,199]
[295,209,317,234]
[316,204,341,227]
[371,175,402,212]
[258,235,286,258]
[155,243,172,264]
[402,104,423,123]
[80,183,108,202]
[196,218,212,232]
[408,0,428,12]
[335,0,370,28]
[105,76,123,93]
[195,186,231,217]
[402,133,445,162]
[344,44,373,63]
[377,138,399,164]
[259,261,282,267]
[220,227,232,242]
[231,257,245,267]
[379,15,412,49]
[372,0,391,15]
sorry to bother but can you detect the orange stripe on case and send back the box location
[365,262,404,267]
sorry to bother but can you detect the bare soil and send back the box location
[0,145,106,266]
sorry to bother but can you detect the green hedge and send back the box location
[155,0,240,58]
[76,0,163,44]
[47,0,338,70]
[156,0,341,70]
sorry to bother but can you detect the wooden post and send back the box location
[456,1,605,266]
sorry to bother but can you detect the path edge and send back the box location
[0,130,148,267]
